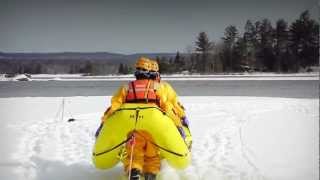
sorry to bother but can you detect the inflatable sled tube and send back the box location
[92,103,191,169]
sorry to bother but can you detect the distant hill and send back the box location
[0,52,177,74]
[0,52,176,64]
[0,52,128,64]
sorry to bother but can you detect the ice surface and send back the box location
[0,96,318,180]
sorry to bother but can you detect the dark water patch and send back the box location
[0,80,318,99]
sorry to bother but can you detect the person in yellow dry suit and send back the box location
[149,60,192,147]
[99,57,189,180]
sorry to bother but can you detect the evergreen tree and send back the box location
[118,63,124,74]
[221,25,239,72]
[244,20,256,43]
[257,19,275,71]
[118,63,131,74]
[234,37,247,71]
[275,19,289,72]
[223,25,238,46]
[174,51,181,66]
[157,56,171,73]
[195,32,213,72]
[34,63,42,74]
[174,51,185,71]
[189,53,197,73]
[18,65,25,74]
[289,10,319,71]
[196,32,212,53]
[123,64,130,74]
[80,61,93,74]
[243,20,256,69]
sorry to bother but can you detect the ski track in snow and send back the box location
[7,97,318,180]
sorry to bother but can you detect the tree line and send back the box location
[155,10,319,74]
[0,59,119,75]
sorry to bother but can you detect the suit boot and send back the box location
[144,173,156,180]
[129,168,141,180]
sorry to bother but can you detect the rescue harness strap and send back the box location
[144,80,151,103]
[127,108,140,179]
[126,99,158,103]
[114,106,165,114]
[133,130,187,157]
[92,136,131,156]
[131,81,137,100]
[150,141,186,157]
[92,134,187,157]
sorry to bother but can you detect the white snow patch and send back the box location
[0,96,318,180]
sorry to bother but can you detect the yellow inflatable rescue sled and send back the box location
[92,103,191,169]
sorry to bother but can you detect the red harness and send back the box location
[126,79,158,103]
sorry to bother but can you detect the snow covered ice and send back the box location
[0,95,318,180]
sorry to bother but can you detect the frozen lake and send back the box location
[0,76,318,180]
[0,80,318,98]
